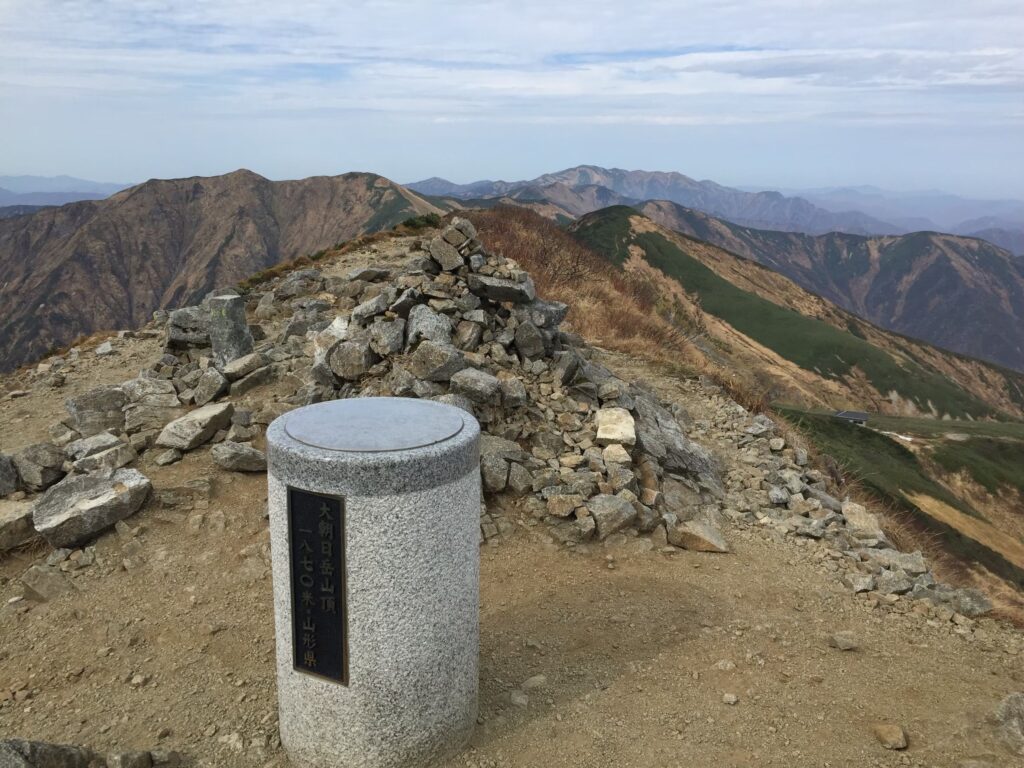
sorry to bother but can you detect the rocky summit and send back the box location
[0,217,1020,767]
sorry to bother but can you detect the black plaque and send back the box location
[287,487,348,684]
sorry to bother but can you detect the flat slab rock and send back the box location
[32,468,152,548]
[155,402,235,450]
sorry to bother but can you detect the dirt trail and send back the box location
[0,245,1021,768]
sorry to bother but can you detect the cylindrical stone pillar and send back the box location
[266,397,481,768]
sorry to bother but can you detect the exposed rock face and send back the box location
[155,403,235,451]
[31,468,152,548]
[0,170,442,372]
[208,294,254,367]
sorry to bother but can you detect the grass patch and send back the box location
[932,438,1024,495]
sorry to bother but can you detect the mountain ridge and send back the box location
[410,164,902,235]
[0,169,440,372]
[635,200,1024,373]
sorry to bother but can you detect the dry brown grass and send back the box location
[466,207,703,367]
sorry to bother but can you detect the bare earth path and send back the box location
[0,248,1021,767]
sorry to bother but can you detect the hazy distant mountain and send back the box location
[0,174,130,195]
[410,165,901,236]
[637,199,1024,372]
[0,175,131,207]
[0,169,440,372]
[770,184,1024,234]
[960,227,1024,257]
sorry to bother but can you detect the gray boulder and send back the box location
[453,321,483,352]
[20,566,73,602]
[211,441,267,472]
[865,549,928,575]
[32,468,152,548]
[467,274,537,304]
[406,304,453,348]
[667,519,729,552]
[121,378,179,407]
[155,402,235,451]
[124,404,183,434]
[369,319,406,357]
[948,588,992,618]
[65,432,122,461]
[221,351,266,382]
[428,236,465,271]
[632,394,721,494]
[208,294,254,367]
[328,340,379,381]
[166,305,210,349]
[587,494,636,540]
[0,452,20,496]
[514,321,546,359]
[71,442,137,474]
[0,739,100,768]
[407,341,466,382]
[351,291,394,325]
[13,443,65,491]
[450,368,501,403]
[64,385,126,436]
[193,368,229,406]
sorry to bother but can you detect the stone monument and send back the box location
[266,397,481,768]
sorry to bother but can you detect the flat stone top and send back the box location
[282,397,466,453]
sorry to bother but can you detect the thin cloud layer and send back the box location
[0,1,1021,192]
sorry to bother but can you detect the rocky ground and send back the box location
[0,221,1021,767]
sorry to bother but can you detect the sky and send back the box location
[1,1,1022,197]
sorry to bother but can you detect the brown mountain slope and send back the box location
[570,206,1024,421]
[0,170,440,372]
[637,200,1024,372]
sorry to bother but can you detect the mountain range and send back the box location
[0,169,439,372]
[2,163,1022,381]
[412,165,902,236]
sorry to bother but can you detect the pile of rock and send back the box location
[696,399,993,619]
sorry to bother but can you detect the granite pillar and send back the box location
[266,397,481,768]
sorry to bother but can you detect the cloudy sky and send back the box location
[1,1,1022,195]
